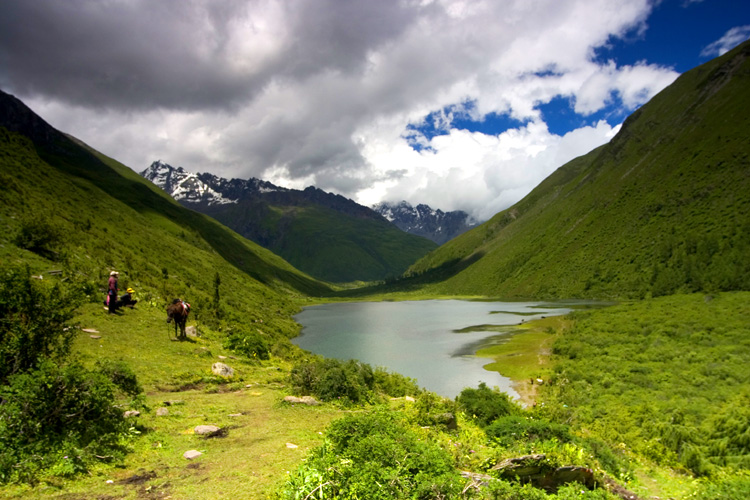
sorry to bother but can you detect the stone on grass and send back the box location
[156,407,169,417]
[286,442,298,449]
[185,325,198,337]
[284,395,320,406]
[183,450,202,460]
[194,425,221,435]
[123,410,140,418]
[211,362,234,377]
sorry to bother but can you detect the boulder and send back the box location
[123,410,141,418]
[284,395,320,405]
[185,325,199,337]
[194,425,221,435]
[212,362,234,377]
[435,412,458,430]
[156,407,169,417]
[183,450,202,460]
[492,454,548,477]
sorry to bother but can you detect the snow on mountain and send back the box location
[140,160,234,205]
[372,201,479,245]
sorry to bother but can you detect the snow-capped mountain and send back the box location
[138,160,439,283]
[372,201,479,245]
[140,160,286,205]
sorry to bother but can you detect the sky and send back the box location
[1,0,749,221]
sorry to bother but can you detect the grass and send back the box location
[0,301,348,500]
[475,316,572,406]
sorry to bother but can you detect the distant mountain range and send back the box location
[372,201,478,245]
[140,161,437,283]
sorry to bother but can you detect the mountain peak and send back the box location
[372,201,478,245]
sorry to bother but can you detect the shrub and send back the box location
[224,331,270,360]
[0,362,130,483]
[277,411,463,499]
[0,265,82,385]
[373,366,421,397]
[485,415,573,448]
[290,358,377,404]
[456,383,520,427]
[13,215,65,260]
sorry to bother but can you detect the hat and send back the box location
[127,287,134,294]
[110,271,118,276]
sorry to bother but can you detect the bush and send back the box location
[0,362,130,482]
[276,410,463,499]
[456,383,520,427]
[224,331,270,360]
[0,265,82,386]
[13,215,65,260]
[290,358,378,404]
[485,415,573,448]
[373,366,421,397]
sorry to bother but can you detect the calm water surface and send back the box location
[293,300,579,399]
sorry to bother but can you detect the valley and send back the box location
[0,38,749,500]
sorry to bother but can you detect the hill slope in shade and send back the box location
[141,161,437,283]
[0,88,331,346]
[405,41,750,299]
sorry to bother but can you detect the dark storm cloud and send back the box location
[0,1,250,109]
[0,0,419,112]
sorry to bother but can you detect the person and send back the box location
[107,271,119,314]
[119,287,137,308]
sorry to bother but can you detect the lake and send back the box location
[293,299,580,399]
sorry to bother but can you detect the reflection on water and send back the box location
[293,300,588,399]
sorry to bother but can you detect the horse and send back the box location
[166,299,191,340]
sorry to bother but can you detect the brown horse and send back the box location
[166,299,191,339]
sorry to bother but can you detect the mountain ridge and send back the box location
[372,200,479,245]
[141,160,437,283]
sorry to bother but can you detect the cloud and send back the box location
[701,25,750,57]
[1,0,680,221]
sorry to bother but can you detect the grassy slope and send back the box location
[204,199,438,284]
[0,106,346,497]
[0,123,327,349]
[0,300,347,500]
[404,40,750,299]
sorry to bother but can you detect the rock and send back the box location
[286,442,298,449]
[194,425,221,435]
[185,325,198,337]
[435,412,458,430]
[218,355,227,360]
[82,328,99,333]
[284,395,320,405]
[123,410,140,418]
[156,407,169,417]
[211,362,234,377]
[536,378,544,385]
[229,413,243,417]
[163,400,184,406]
[89,335,102,339]
[492,454,598,493]
[492,454,548,477]
[183,450,202,460]
[405,396,415,402]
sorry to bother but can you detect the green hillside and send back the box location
[0,89,331,340]
[404,40,750,299]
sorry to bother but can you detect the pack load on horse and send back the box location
[166,298,191,340]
